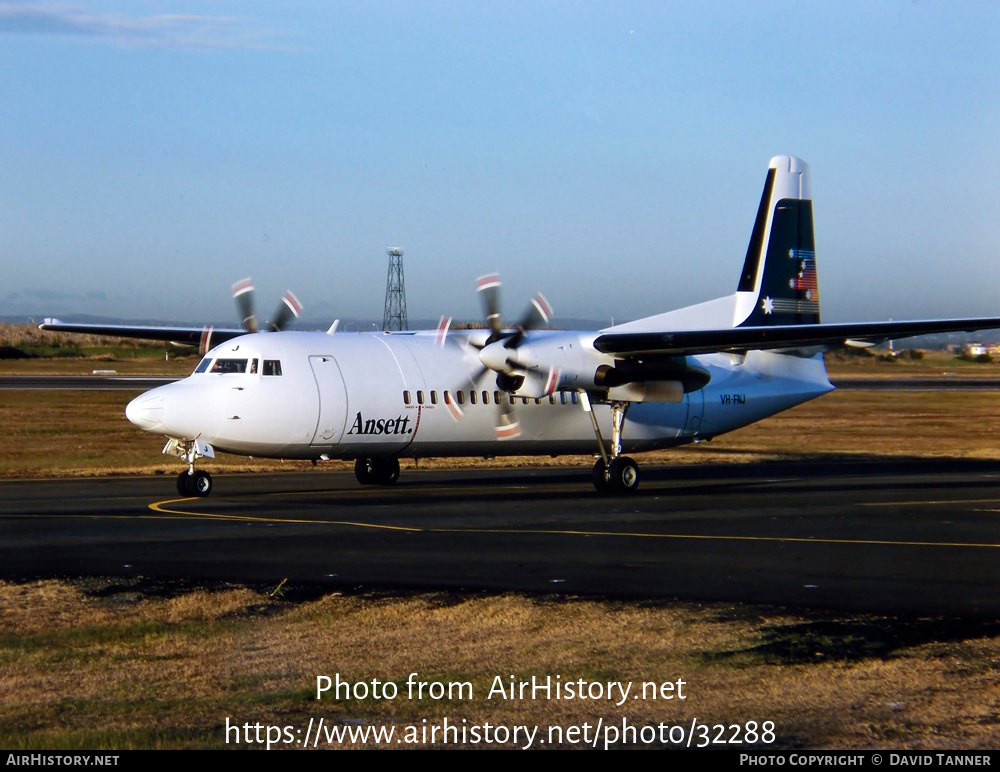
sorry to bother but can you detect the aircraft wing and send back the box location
[38,320,247,349]
[593,317,1000,357]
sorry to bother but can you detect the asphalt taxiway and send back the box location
[2,460,998,616]
[0,375,177,390]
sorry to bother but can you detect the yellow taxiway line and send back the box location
[148,498,1000,549]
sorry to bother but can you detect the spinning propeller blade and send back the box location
[268,291,303,332]
[232,279,303,334]
[231,278,258,333]
[476,273,503,339]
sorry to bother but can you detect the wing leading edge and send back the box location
[38,320,247,350]
[594,318,1000,358]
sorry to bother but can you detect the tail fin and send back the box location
[733,155,819,327]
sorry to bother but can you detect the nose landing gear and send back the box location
[165,438,216,497]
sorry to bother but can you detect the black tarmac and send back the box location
[2,460,998,616]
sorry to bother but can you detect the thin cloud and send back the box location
[0,3,284,50]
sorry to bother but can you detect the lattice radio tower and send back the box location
[382,247,408,331]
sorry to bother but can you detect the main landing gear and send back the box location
[354,457,401,486]
[581,395,640,495]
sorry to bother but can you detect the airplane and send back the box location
[39,155,1000,498]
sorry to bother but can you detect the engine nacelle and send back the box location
[606,381,685,403]
[484,333,711,401]
[594,356,711,394]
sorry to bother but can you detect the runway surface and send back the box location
[0,375,177,390]
[2,460,999,616]
[832,377,1000,391]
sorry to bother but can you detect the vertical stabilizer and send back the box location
[733,156,819,327]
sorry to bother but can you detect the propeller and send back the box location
[230,278,303,333]
[475,273,553,387]
[474,273,552,347]
[459,273,555,439]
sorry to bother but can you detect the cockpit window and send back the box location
[263,360,282,376]
[194,358,212,374]
[210,358,248,374]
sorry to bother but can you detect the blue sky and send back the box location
[1,1,998,326]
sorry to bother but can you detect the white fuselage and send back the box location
[125,330,834,460]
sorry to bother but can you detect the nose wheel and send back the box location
[177,470,213,497]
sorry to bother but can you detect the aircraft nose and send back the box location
[125,392,164,432]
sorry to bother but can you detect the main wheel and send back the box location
[355,458,400,486]
[591,458,610,493]
[184,470,213,497]
[607,456,639,494]
[371,457,400,485]
[354,458,376,485]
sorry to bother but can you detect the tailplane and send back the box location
[599,155,821,335]
[733,155,819,327]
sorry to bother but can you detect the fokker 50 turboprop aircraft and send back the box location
[41,156,1000,497]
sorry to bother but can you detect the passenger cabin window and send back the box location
[403,390,412,405]
[194,358,212,374]
[456,391,465,405]
[430,391,438,405]
[417,391,425,405]
[262,360,282,376]
[210,358,247,374]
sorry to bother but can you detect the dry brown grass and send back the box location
[1,580,997,750]
[823,349,1000,378]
